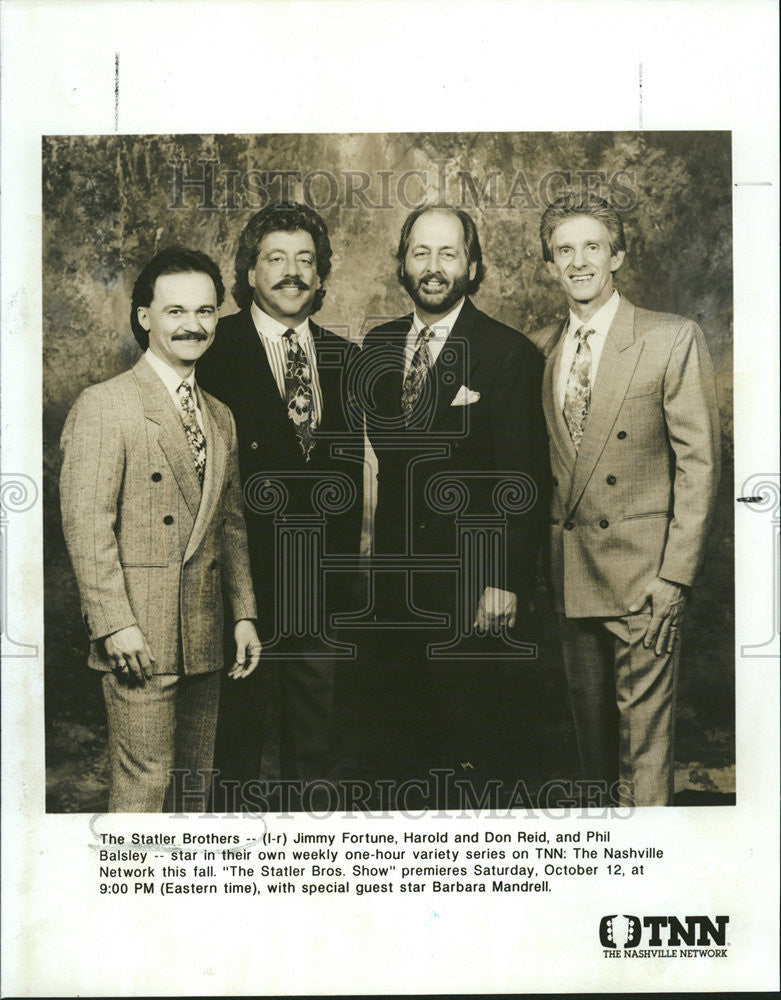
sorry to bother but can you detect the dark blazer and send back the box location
[197,308,364,635]
[363,297,549,605]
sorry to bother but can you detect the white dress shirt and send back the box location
[403,297,466,377]
[556,290,621,410]
[145,349,205,433]
[250,301,324,426]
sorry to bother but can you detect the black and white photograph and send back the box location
[1,1,778,996]
[42,131,735,815]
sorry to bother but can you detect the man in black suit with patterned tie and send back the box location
[359,205,549,782]
[198,203,363,793]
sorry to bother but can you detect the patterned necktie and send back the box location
[284,327,315,462]
[563,325,595,449]
[177,381,207,486]
[401,325,435,415]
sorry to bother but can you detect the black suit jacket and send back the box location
[198,308,364,635]
[362,297,549,608]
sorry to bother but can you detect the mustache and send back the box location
[273,277,310,291]
[418,271,449,286]
[171,332,209,341]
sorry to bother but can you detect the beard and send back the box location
[402,267,471,316]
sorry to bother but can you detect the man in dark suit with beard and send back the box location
[198,203,363,794]
[359,205,550,783]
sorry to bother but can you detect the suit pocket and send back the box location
[625,380,662,399]
[623,511,671,521]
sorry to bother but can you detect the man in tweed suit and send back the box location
[60,248,261,813]
[528,194,721,806]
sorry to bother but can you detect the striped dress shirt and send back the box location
[250,302,324,427]
[144,348,206,434]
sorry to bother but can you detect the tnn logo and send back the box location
[599,915,729,949]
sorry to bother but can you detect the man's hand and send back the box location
[629,577,689,655]
[473,587,517,632]
[103,625,155,685]
[229,619,262,679]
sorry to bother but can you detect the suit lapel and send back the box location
[428,301,474,429]
[311,322,350,433]
[184,392,227,561]
[372,301,478,429]
[236,310,300,450]
[374,317,411,422]
[566,298,644,513]
[542,319,577,469]
[133,357,201,521]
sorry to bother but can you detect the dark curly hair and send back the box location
[539,192,626,263]
[232,202,332,312]
[130,246,224,350]
[395,205,486,295]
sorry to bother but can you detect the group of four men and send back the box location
[59,193,721,812]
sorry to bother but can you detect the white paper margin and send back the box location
[1,0,778,995]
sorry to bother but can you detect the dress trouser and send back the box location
[558,612,678,806]
[213,641,336,788]
[102,670,221,813]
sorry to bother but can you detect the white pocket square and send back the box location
[450,385,481,406]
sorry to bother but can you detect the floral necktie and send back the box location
[177,381,207,486]
[401,325,435,416]
[284,328,315,461]
[563,325,595,449]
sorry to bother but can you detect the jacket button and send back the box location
[599,519,609,529]
[606,475,617,485]
[564,521,574,531]
[209,559,218,570]
[250,441,259,450]
[151,472,162,482]
[617,430,627,440]
[163,515,174,525]
[552,476,558,487]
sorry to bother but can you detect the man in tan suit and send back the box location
[60,248,261,812]
[528,194,721,806]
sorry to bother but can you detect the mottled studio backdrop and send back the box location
[42,132,734,809]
